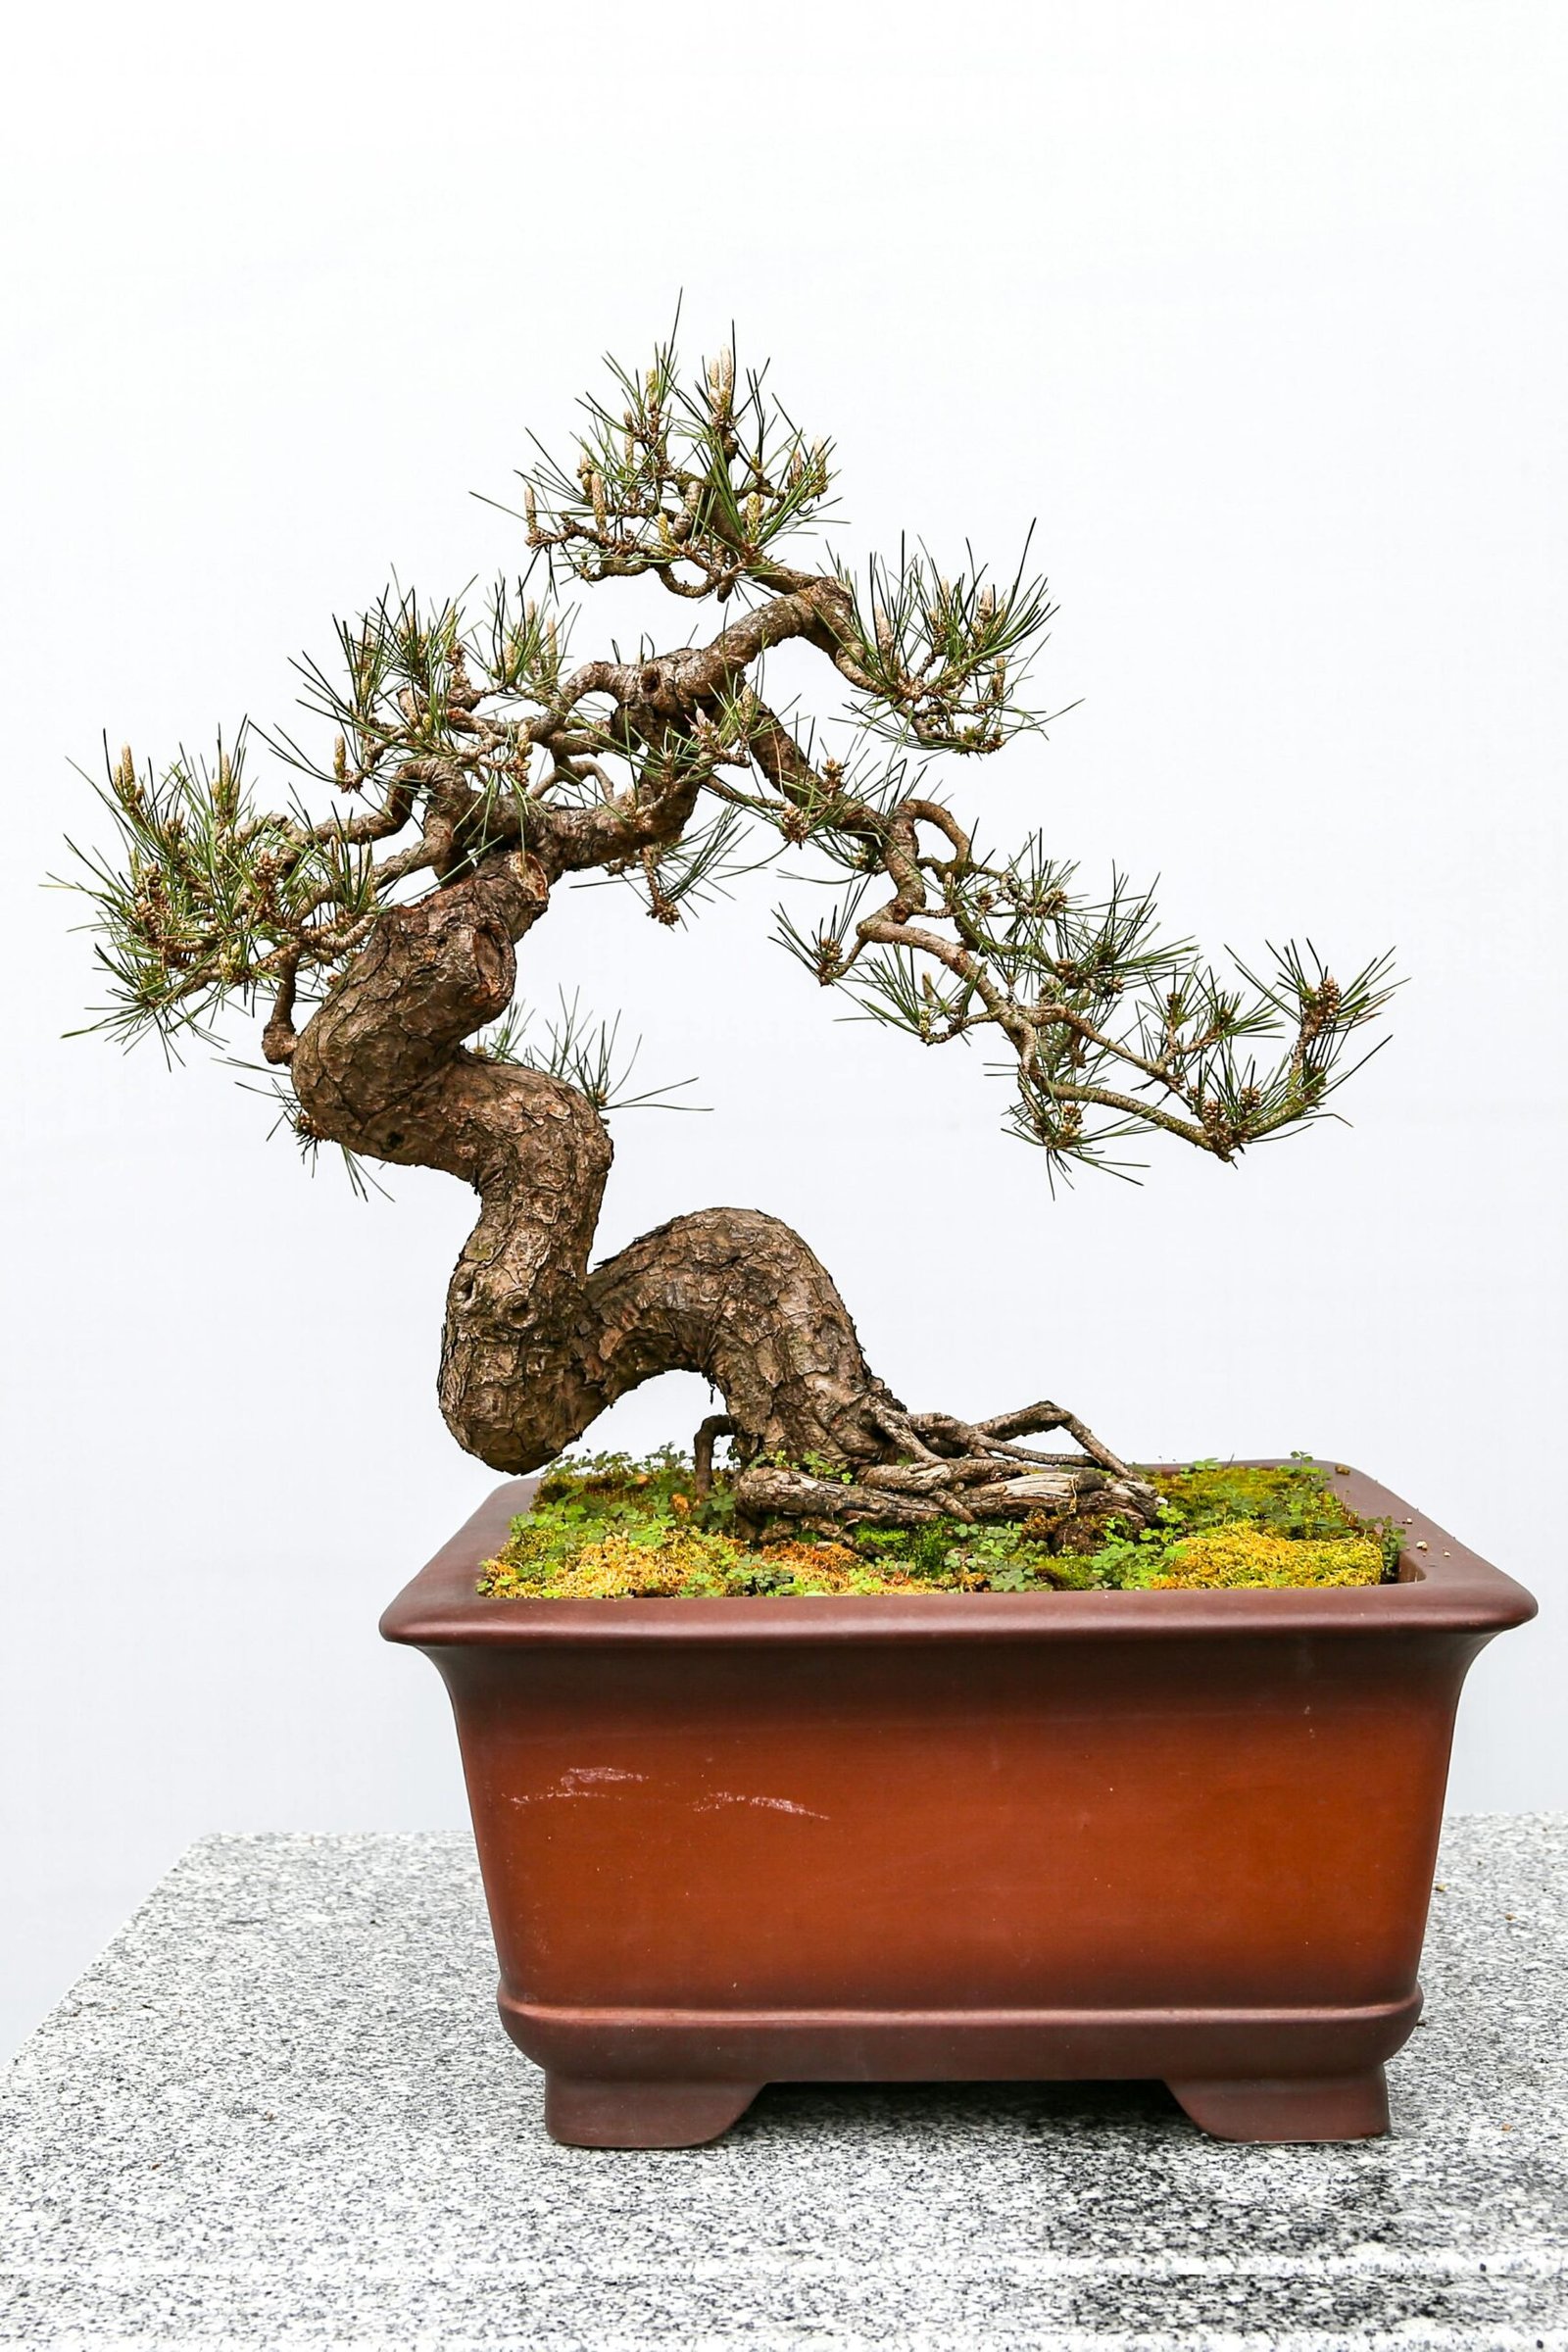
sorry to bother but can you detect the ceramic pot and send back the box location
[382,1463,1534,2147]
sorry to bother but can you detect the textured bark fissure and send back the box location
[287,838,1153,1534]
[288,851,914,1483]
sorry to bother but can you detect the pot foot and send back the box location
[1167,2066,1391,2142]
[543,2075,763,2148]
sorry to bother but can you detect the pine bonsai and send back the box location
[66,333,1393,1546]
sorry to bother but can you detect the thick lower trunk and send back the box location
[289,854,903,1474]
[287,853,1156,1533]
[439,1196,906,1476]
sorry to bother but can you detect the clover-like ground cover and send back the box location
[478,1454,1398,1598]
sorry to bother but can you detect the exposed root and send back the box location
[699,1399,1161,1545]
[692,1413,737,1499]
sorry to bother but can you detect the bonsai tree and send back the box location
[68,335,1392,1544]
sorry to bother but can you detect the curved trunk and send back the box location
[289,852,902,1473]
[444,1201,905,1475]
[288,851,1155,1536]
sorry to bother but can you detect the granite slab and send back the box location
[1,1817,1564,2350]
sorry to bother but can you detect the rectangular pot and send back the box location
[381,1462,1535,2147]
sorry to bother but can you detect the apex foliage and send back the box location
[66,327,1393,1184]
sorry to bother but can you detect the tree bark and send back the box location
[289,851,906,1475]
[288,847,1155,1533]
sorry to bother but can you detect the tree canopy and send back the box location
[67,329,1394,1188]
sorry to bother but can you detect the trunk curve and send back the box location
[444,1200,901,1476]
[288,855,901,1472]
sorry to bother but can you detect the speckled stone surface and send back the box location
[1,1818,1564,2350]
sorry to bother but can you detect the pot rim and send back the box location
[381,1460,1538,1648]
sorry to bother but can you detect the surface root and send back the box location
[707,1399,1160,1539]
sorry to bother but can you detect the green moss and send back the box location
[477,1449,1397,1598]
[1151,1523,1384,1588]
[1158,1455,1404,1578]
[1158,1457,1358,1540]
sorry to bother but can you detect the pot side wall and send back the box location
[430,1625,1483,2018]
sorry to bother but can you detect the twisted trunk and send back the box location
[288,851,904,1475]
[288,849,1157,1535]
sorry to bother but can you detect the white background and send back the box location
[2,1,1563,2058]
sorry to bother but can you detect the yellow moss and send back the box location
[481,1529,726,1598]
[1150,1524,1383,1589]
[479,1527,978,1598]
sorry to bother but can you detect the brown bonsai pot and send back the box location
[382,1461,1534,2150]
